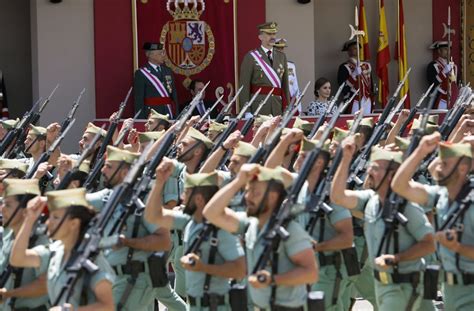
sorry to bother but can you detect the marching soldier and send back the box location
[240,22,290,116]
[203,165,318,310]
[145,167,246,310]
[274,38,301,111]
[392,134,474,310]
[426,41,458,109]
[331,138,435,310]
[337,39,373,114]
[134,42,178,119]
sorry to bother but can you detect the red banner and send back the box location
[432,0,461,65]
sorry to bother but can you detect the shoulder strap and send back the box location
[203,226,219,293]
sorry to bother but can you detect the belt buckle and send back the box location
[446,272,455,285]
[379,271,390,285]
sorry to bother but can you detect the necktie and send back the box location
[267,50,273,66]
[198,101,205,115]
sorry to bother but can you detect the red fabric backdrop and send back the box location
[432,0,461,64]
[93,0,265,119]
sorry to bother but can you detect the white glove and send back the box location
[244,112,253,119]
[443,63,453,74]
[351,65,362,79]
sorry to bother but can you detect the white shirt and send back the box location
[261,46,273,60]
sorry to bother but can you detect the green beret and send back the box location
[138,131,165,143]
[332,127,349,143]
[208,121,226,133]
[370,146,403,164]
[257,166,293,189]
[439,142,472,160]
[3,179,40,198]
[148,109,170,121]
[0,159,29,173]
[47,188,91,211]
[299,137,330,153]
[29,125,47,137]
[85,122,107,138]
[186,127,214,149]
[234,142,257,158]
[106,146,139,164]
[184,172,219,189]
[394,136,410,151]
[0,118,19,130]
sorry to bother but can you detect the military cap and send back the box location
[394,136,410,151]
[254,115,273,126]
[332,127,350,143]
[234,141,257,158]
[257,22,278,34]
[143,42,163,51]
[29,125,47,137]
[410,119,439,135]
[186,127,214,149]
[46,188,91,211]
[342,39,361,52]
[77,160,91,174]
[274,38,287,48]
[184,172,219,189]
[0,159,29,173]
[299,137,330,153]
[293,117,314,134]
[138,131,164,143]
[439,142,472,159]
[85,122,107,138]
[0,118,19,130]
[347,117,375,129]
[256,166,293,189]
[106,145,139,164]
[417,114,439,125]
[3,179,40,198]
[208,121,227,133]
[148,109,170,121]
[429,41,451,50]
[370,146,403,164]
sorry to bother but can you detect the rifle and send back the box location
[398,83,434,136]
[308,82,345,138]
[25,119,76,179]
[252,99,350,282]
[56,126,105,190]
[348,93,407,187]
[194,94,224,129]
[60,88,85,132]
[30,84,59,126]
[214,85,244,123]
[438,85,470,136]
[83,87,132,191]
[52,143,152,306]
[113,109,142,147]
[282,81,311,118]
[440,92,473,140]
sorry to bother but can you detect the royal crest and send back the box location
[160,0,215,85]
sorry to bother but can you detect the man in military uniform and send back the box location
[337,40,373,114]
[134,42,178,119]
[392,133,474,310]
[274,38,301,112]
[331,138,436,310]
[426,41,458,109]
[239,22,290,116]
[145,167,246,310]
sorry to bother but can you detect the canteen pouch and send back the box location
[423,264,440,300]
[229,283,247,311]
[341,247,361,276]
[307,291,325,311]
[148,252,169,287]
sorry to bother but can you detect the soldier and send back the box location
[239,22,290,116]
[145,166,246,310]
[203,165,318,310]
[10,188,115,310]
[206,121,226,142]
[0,179,49,311]
[392,134,474,310]
[337,39,373,114]
[85,146,186,311]
[331,138,436,310]
[0,119,18,141]
[134,42,178,119]
[274,38,301,111]
[426,41,458,109]
[144,109,171,132]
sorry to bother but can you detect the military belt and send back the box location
[188,294,226,307]
[374,270,420,285]
[444,271,474,285]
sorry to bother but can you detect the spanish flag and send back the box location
[394,0,411,108]
[376,0,390,107]
[358,0,370,61]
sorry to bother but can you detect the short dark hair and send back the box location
[15,194,38,208]
[314,77,330,97]
[67,205,96,236]
[193,185,219,203]
[188,79,204,92]
[357,126,374,145]
[8,169,26,179]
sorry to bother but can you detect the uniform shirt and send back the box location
[162,160,187,204]
[236,213,312,309]
[0,228,50,310]
[86,188,158,266]
[424,184,474,273]
[33,240,115,309]
[172,212,245,297]
[353,189,434,273]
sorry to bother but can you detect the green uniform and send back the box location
[87,189,186,311]
[172,212,245,310]
[0,228,49,310]
[239,47,290,115]
[134,62,178,119]
[236,213,312,309]
[33,240,115,309]
[424,184,474,311]
[353,189,434,311]
[219,171,245,212]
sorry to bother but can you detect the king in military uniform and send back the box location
[134,42,179,119]
[239,22,290,116]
